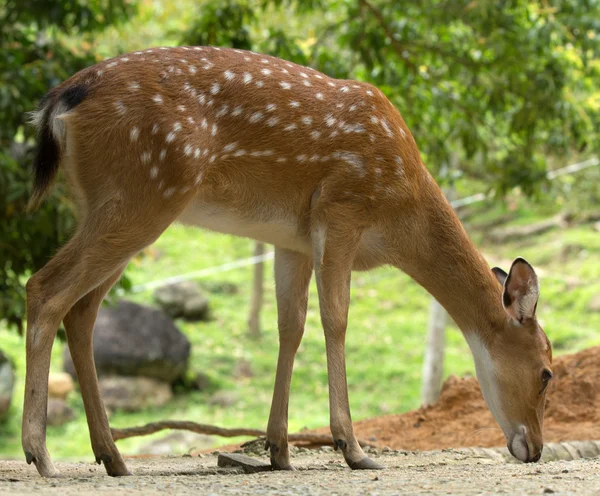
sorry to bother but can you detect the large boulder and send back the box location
[0,351,15,419]
[63,301,190,383]
[154,281,210,321]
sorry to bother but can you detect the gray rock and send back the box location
[0,351,15,419]
[208,390,239,408]
[47,398,75,426]
[63,301,190,383]
[99,376,173,412]
[154,282,210,321]
[217,453,272,473]
[138,431,215,455]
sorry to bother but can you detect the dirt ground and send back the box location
[1,448,599,495]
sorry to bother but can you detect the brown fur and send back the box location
[24,46,551,477]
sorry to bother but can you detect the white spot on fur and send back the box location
[234,149,247,157]
[129,82,140,90]
[249,112,264,123]
[303,80,312,87]
[141,151,152,164]
[114,101,127,115]
[301,116,313,125]
[310,130,321,139]
[224,70,235,80]
[366,89,374,96]
[130,127,140,141]
[150,166,159,179]
[326,116,336,127]
[216,104,229,118]
[223,142,238,153]
[266,117,279,127]
[210,83,221,95]
[289,101,300,108]
[243,72,252,84]
[159,149,167,161]
[296,154,306,161]
[266,103,277,112]
[340,86,349,93]
[279,81,291,90]
[261,68,272,76]
[153,94,163,104]
[164,187,176,198]
[284,123,297,131]
[255,81,265,88]
[315,92,324,100]
[277,157,287,163]
[232,106,243,117]
[211,124,218,136]
[184,144,193,156]
[152,124,160,135]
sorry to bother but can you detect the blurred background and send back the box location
[1,0,599,459]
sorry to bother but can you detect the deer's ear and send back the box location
[501,257,539,323]
[492,267,508,286]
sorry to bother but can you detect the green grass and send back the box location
[1,206,599,460]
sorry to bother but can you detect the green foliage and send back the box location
[0,0,135,330]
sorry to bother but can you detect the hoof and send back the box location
[270,461,297,471]
[25,451,60,478]
[348,457,385,470]
[97,453,132,477]
[266,441,295,471]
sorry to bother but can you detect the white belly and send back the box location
[178,202,312,254]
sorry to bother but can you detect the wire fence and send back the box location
[131,157,599,292]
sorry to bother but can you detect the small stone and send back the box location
[48,372,75,400]
[217,453,271,473]
[382,446,391,453]
[208,391,238,408]
[47,398,75,426]
[543,489,555,494]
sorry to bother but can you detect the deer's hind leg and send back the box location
[62,265,128,476]
[22,188,193,477]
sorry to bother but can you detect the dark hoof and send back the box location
[348,457,385,470]
[97,453,132,477]
[25,451,34,465]
[270,461,297,471]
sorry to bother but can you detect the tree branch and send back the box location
[111,420,375,447]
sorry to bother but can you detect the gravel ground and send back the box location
[1,448,599,495]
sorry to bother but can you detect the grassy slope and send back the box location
[1,198,598,459]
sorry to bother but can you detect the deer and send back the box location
[24,45,553,478]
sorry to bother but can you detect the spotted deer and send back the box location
[25,46,552,477]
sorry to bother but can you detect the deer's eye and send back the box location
[542,369,553,383]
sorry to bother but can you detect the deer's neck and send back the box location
[389,179,505,337]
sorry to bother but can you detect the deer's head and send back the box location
[467,257,552,463]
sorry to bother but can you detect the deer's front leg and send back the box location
[266,248,312,470]
[312,222,384,470]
